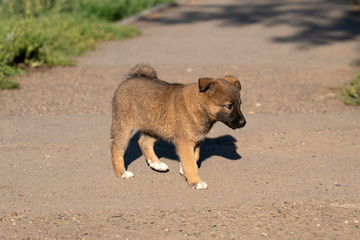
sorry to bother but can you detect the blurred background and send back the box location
[0,0,174,89]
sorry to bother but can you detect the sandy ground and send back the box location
[1,0,360,239]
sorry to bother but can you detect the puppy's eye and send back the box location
[224,103,233,110]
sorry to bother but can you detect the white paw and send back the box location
[147,160,169,172]
[193,181,208,190]
[121,171,134,179]
[179,162,184,175]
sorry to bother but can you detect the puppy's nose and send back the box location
[239,120,246,128]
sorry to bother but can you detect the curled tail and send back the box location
[125,63,157,80]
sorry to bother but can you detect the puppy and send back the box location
[111,64,246,189]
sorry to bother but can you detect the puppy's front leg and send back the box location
[176,140,207,190]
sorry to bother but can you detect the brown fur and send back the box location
[111,63,246,189]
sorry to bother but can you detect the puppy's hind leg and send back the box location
[138,134,169,172]
[111,124,135,179]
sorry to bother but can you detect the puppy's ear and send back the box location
[198,78,216,93]
[223,75,241,91]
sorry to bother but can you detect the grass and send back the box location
[0,0,174,89]
[73,0,174,21]
[342,71,360,105]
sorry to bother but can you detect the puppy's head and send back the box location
[198,75,246,129]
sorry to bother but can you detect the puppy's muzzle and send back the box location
[230,118,246,129]
[233,111,246,129]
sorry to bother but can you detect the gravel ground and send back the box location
[2,203,360,240]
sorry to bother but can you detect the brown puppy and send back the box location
[111,64,246,189]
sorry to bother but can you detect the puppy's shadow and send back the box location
[124,132,242,169]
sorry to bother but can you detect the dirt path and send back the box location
[1,0,360,239]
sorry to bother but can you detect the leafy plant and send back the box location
[342,71,360,105]
[0,64,21,89]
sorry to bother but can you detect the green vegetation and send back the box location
[0,0,174,89]
[342,71,360,106]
